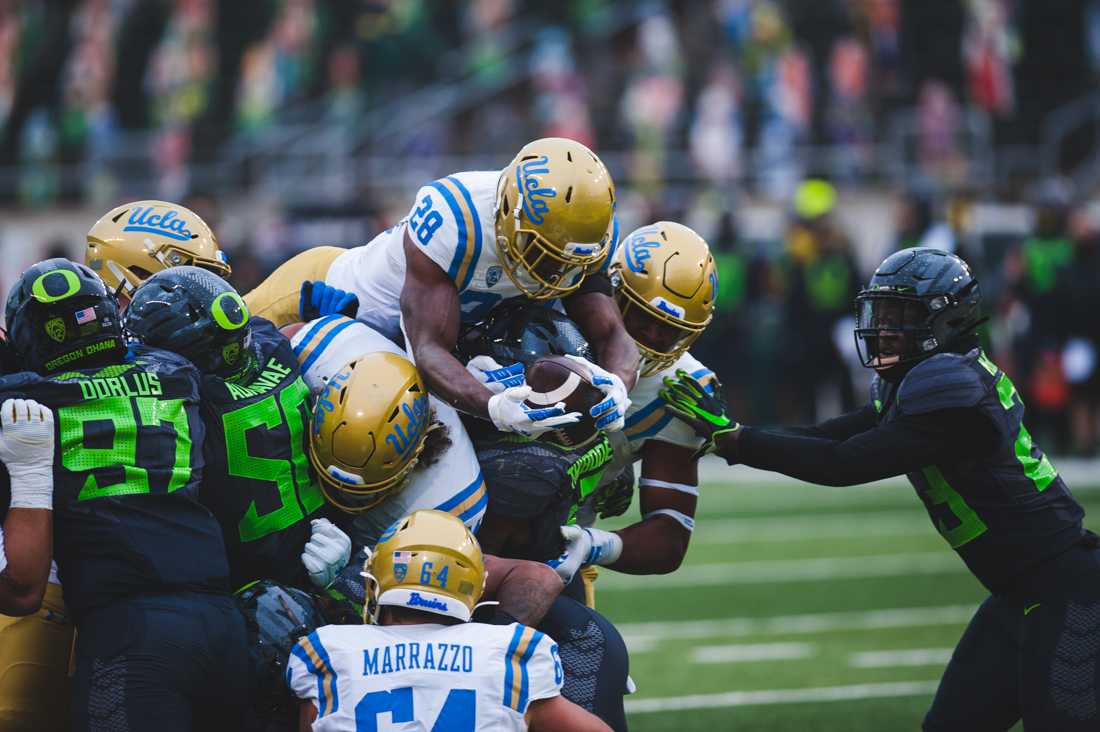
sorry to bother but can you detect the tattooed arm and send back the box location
[482,554,565,626]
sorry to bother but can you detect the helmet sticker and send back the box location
[516,155,556,225]
[123,206,193,242]
[563,241,601,257]
[222,342,241,365]
[31,269,81,303]
[45,317,67,343]
[210,291,250,331]
[624,230,661,273]
[485,265,502,288]
[650,296,686,319]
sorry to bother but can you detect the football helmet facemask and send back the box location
[854,247,984,378]
[495,138,616,299]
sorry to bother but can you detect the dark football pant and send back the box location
[538,595,630,732]
[925,544,1100,731]
[71,592,249,732]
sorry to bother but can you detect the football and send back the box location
[524,355,604,447]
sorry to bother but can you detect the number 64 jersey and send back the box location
[287,622,563,731]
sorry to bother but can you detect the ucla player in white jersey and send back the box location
[544,222,719,585]
[287,315,486,545]
[287,509,610,732]
[244,137,638,441]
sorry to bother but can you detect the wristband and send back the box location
[584,527,623,566]
[8,471,53,510]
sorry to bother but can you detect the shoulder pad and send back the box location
[897,353,986,415]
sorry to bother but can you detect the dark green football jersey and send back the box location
[0,346,229,622]
[198,317,326,590]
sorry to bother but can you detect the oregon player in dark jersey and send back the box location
[662,247,1100,731]
[123,267,351,593]
[1,258,247,730]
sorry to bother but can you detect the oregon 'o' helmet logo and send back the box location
[45,317,67,343]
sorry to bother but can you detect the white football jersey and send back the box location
[622,351,717,455]
[291,317,487,543]
[324,170,621,343]
[287,622,562,732]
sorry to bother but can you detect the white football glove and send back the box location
[466,356,525,395]
[0,399,55,510]
[487,385,581,438]
[545,524,623,585]
[301,518,352,589]
[565,355,631,432]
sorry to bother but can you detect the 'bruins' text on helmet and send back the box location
[494,137,616,299]
[611,221,718,376]
[363,509,486,623]
[309,352,437,513]
[86,200,231,298]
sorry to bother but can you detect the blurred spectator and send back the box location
[781,178,861,422]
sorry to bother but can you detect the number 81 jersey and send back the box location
[287,622,563,731]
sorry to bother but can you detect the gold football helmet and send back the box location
[363,509,486,623]
[86,200,231,298]
[495,137,616,299]
[611,221,718,376]
[308,352,436,513]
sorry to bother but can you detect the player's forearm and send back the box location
[0,509,52,615]
[761,405,879,441]
[566,292,639,390]
[415,341,494,418]
[484,555,563,626]
[608,517,691,574]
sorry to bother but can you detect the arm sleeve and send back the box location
[406,182,473,288]
[755,405,879,441]
[502,625,562,713]
[285,641,319,703]
[0,525,6,574]
[738,407,999,486]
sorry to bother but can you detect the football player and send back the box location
[85,199,232,308]
[2,259,247,729]
[662,247,1100,730]
[287,509,611,732]
[288,314,487,546]
[243,137,637,439]
[123,268,351,593]
[288,315,563,628]
[546,222,718,585]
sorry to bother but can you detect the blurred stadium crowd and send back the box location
[4,0,1100,453]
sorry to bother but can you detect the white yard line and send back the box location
[691,642,816,664]
[617,604,974,648]
[598,551,963,590]
[693,510,929,544]
[849,648,954,668]
[624,680,941,714]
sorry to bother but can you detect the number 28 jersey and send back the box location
[287,622,562,731]
[325,170,621,342]
[0,347,229,621]
[199,316,326,590]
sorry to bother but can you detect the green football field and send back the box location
[593,467,1100,732]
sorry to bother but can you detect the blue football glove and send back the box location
[300,280,359,322]
[546,525,624,585]
[564,355,631,432]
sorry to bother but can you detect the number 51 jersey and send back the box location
[0,347,230,622]
[287,622,562,731]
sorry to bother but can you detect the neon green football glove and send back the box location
[659,370,741,458]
